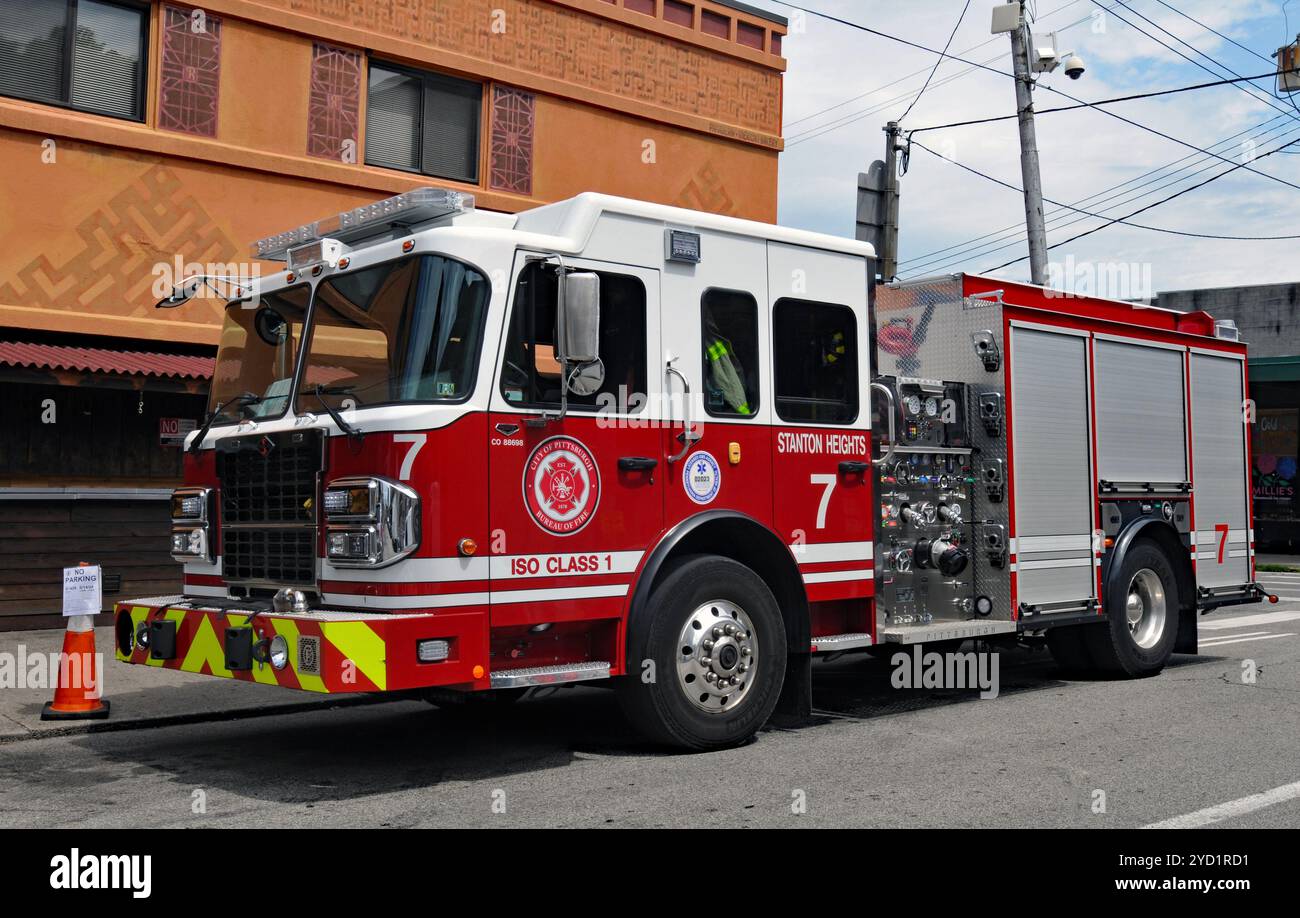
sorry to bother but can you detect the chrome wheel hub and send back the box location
[676,600,758,714]
[1125,568,1167,650]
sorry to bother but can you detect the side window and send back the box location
[701,289,759,418]
[773,298,859,424]
[501,262,647,411]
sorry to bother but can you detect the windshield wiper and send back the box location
[188,392,262,454]
[311,384,364,444]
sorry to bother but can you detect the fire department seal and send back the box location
[523,436,601,535]
[682,450,721,505]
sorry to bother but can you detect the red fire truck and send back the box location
[117,188,1267,749]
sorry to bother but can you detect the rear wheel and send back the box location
[616,556,786,750]
[1085,540,1180,676]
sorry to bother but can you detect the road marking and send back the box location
[1143,779,1300,828]
[1201,611,1300,631]
[1199,633,1295,648]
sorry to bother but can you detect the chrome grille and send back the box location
[216,429,323,586]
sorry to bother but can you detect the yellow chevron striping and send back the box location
[269,618,328,694]
[321,621,387,691]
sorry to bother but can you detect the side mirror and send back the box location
[558,272,600,364]
[155,277,202,309]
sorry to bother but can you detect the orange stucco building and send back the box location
[0,0,787,626]
[1,0,786,347]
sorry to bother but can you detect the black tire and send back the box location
[616,555,786,750]
[1046,624,1094,674]
[1084,539,1180,677]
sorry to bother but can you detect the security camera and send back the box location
[1063,53,1086,80]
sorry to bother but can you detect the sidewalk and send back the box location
[1258,553,1300,572]
[0,625,378,742]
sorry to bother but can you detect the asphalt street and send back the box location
[2,571,1298,828]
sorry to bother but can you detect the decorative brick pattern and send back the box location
[489,85,535,195]
[674,162,737,216]
[307,43,363,162]
[0,165,239,323]
[158,5,222,137]
[252,0,780,137]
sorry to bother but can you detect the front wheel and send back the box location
[1085,539,1180,677]
[616,556,786,750]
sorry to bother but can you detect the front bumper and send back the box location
[114,597,489,693]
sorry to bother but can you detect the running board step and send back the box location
[881,621,1017,644]
[810,633,874,653]
[490,661,611,689]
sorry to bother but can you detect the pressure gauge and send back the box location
[894,462,911,484]
[924,396,940,418]
[904,395,922,416]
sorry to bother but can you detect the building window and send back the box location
[489,85,535,195]
[773,299,859,424]
[307,43,361,161]
[0,0,147,121]
[701,9,730,39]
[664,1,694,28]
[366,62,482,184]
[737,21,765,51]
[501,262,647,412]
[158,5,221,137]
[701,289,759,418]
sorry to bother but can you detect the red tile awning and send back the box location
[0,341,214,380]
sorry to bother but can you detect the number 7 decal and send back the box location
[811,474,836,530]
[394,433,427,481]
[1214,522,1229,564]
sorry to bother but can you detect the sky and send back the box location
[743,0,1300,297]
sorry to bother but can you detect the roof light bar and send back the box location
[250,188,475,262]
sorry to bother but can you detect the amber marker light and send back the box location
[472,665,485,679]
[402,239,415,253]
[458,538,478,557]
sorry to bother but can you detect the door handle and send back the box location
[839,460,870,476]
[665,361,700,463]
[619,457,659,472]
[870,381,897,468]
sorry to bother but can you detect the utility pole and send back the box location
[881,120,902,283]
[854,122,902,283]
[1007,0,1049,285]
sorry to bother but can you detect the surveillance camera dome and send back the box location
[1063,53,1086,79]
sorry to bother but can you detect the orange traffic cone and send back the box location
[41,613,110,720]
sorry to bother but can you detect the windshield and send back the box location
[208,285,311,422]
[298,255,491,411]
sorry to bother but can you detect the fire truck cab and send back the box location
[116,188,1264,750]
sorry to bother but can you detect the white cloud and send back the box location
[753,0,1299,294]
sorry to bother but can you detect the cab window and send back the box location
[773,298,858,424]
[701,289,759,418]
[501,262,646,411]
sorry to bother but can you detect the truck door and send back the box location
[766,242,874,601]
[659,233,772,529]
[1190,351,1251,587]
[487,256,663,635]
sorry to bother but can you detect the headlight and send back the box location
[323,477,419,568]
[269,635,289,670]
[170,526,209,560]
[323,481,376,518]
[171,487,211,521]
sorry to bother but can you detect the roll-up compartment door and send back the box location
[1190,353,1250,587]
[1009,327,1096,608]
[1095,340,1188,488]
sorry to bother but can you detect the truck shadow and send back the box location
[63,646,1219,807]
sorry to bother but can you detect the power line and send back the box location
[898,0,972,123]
[910,137,1300,241]
[899,113,1300,273]
[907,67,1296,134]
[1151,0,1276,67]
[979,134,1300,273]
[1100,0,1300,125]
[783,1,1105,139]
[773,1,1300,193]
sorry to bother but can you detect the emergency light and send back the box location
[250,187,475,263]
